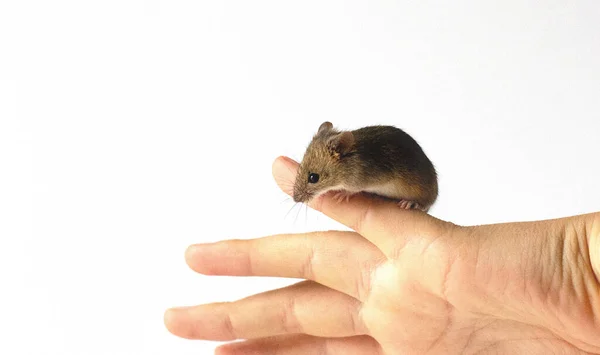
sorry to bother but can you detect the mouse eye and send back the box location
[308,173,320,184]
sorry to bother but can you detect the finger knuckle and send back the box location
[352,203,376,235]
[280,297,302,334]
[299,244,316,280]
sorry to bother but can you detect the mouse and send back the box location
[292,121,438,211]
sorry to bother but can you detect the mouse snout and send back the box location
[292,190,304,203]
[292,187,310,203]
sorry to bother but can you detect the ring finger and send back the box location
[164,281,367,341]
[215,334,382,355]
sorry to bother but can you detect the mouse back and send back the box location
[350,125,438,208]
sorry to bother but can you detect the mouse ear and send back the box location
[327,131,355,158]
[317,121,333,135]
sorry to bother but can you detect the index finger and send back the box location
[272,156,437,257]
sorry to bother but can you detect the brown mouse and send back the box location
[292,122,438,211]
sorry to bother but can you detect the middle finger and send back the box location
[185,231,384,301]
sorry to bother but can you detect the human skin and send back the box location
[164,156,600,354]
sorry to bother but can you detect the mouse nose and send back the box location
[292,188,306,203]
[292,191,302,203]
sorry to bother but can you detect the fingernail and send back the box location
[278,155,297,164]
[168,306,192,311]
[186,243,211,257]
[187,242,217,251]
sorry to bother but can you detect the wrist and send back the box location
[587,213,600,284]
[449,215,600,351]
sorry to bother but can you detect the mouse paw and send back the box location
[332,190,355,203]
[397,200,423,210]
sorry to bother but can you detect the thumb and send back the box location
[271,155,443,257]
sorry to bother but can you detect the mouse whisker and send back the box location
[284,202,299,221]
[304,202,308,226]
[294,202,303,225]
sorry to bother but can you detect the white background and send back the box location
[1,1,599,354]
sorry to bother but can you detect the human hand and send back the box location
[164,156,600,354]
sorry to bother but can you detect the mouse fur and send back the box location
[292,121,438,211]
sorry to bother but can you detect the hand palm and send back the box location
[362,217,600,354]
